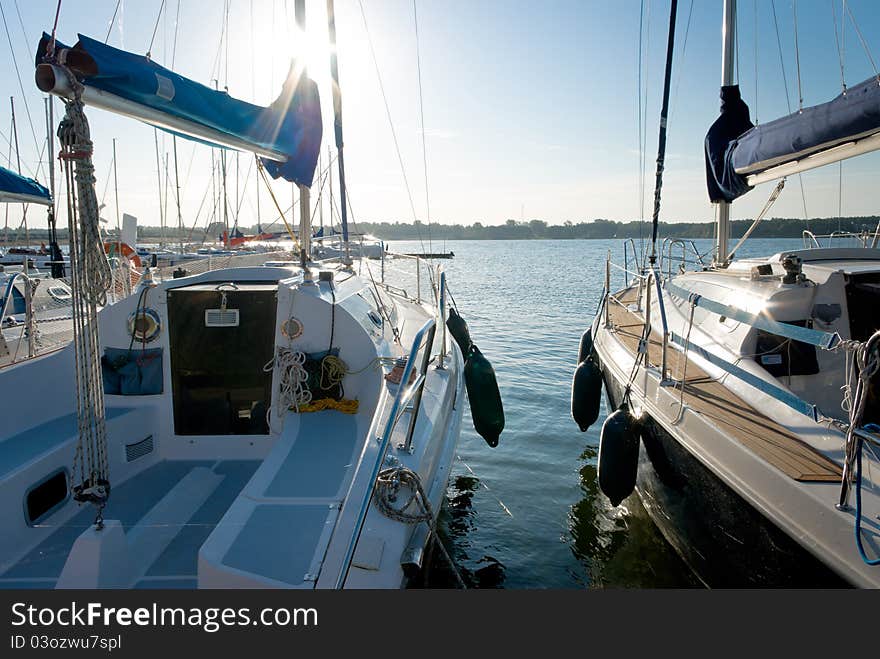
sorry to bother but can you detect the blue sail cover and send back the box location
[705,85,754,203]
[706,76,880,202]
[36,33,322,187]
[0,164,51,205]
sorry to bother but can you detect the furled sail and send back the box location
[706,75,880,202]
[34,33,322,187]
[0,164,51,205]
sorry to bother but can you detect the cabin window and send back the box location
[47,285,72,302]
[845,274,880,342]
[25,469,69,525]
[753,320,819,378]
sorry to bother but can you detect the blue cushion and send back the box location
[103,347,163,396]
[0,407,136,479]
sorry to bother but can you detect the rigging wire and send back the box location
[830,0,847,93]
[770,0,810,226]
[667,0,694,127]
[638,0,652,233]
[792,0,803,111]
[843,2,879,84]
[753,0,758,123]
[412,0,434,256]
[357,0,431,263]
[637,0,646,259]
[104,0,122,43]
[1,1,46,182]
[146,0,166,58]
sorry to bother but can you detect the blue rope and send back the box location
[854,423,880,566]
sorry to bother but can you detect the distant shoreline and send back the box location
[3,216,877,243]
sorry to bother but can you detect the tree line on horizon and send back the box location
[3,216,879,244]
[350,216,880,241]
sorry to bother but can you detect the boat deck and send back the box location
[606,286,841,482]
[0,460,259,589]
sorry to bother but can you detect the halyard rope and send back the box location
[57,67,113,528]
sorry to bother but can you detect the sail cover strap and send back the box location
[704,85,755,203]
[35,33,322,187]
[0,164,51,205]
[706,75,880,203]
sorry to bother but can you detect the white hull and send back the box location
[0,259,463,589]
[591,248,880,587]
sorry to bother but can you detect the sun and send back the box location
[250,19,333,105]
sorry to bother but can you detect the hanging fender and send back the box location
[597,401,641,506]
[571,328,603,431]
[446,307,473,356]
[463,344,505,448]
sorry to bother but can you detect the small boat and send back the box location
[0,265,73,366]
[578,0,880,587]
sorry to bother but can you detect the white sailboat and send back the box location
[0,161,74,366]
[0,0,503,589]
[576,0,880,586]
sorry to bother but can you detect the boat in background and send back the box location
[575,0,880,587]
[313,229,385,260]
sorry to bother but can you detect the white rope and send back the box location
[841,331,880,495]
[265,346,310,426]
[57,68,113,527]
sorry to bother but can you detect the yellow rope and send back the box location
[320,354,348,389]
[256,159,301,251]
[294,397,360,414]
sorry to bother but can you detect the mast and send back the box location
[327,0,351,265]
[648,0,679,267]
[295,0,312,268]
[112,138,122,264]
[172,136,184,254]
[715,0,737,267]
[327,144,333,234]
[10,97,29,250]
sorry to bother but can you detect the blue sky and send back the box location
[2,0,880,234]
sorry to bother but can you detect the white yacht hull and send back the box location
[0,260,464,589]
[589,249,880,587]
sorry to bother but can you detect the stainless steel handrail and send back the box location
[437,268,447,368]
[0,271,37,358]
[333,317,437,589]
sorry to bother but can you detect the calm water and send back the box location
[381,237,806,589]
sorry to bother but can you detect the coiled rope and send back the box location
[320,354,347,390]
[375,464,466,588]
[839,329,880,565]
[57,67,113,528]
[265,346,311,424]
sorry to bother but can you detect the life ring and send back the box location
[104,241,142,269]
[127,308,161,343]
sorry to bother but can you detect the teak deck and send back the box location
[606,286,841,482]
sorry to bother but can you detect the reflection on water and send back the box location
[389,238,804,589]
[571,448,701,588]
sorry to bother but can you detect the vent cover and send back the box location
[205,308,240,327]
[125,435,154,462]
